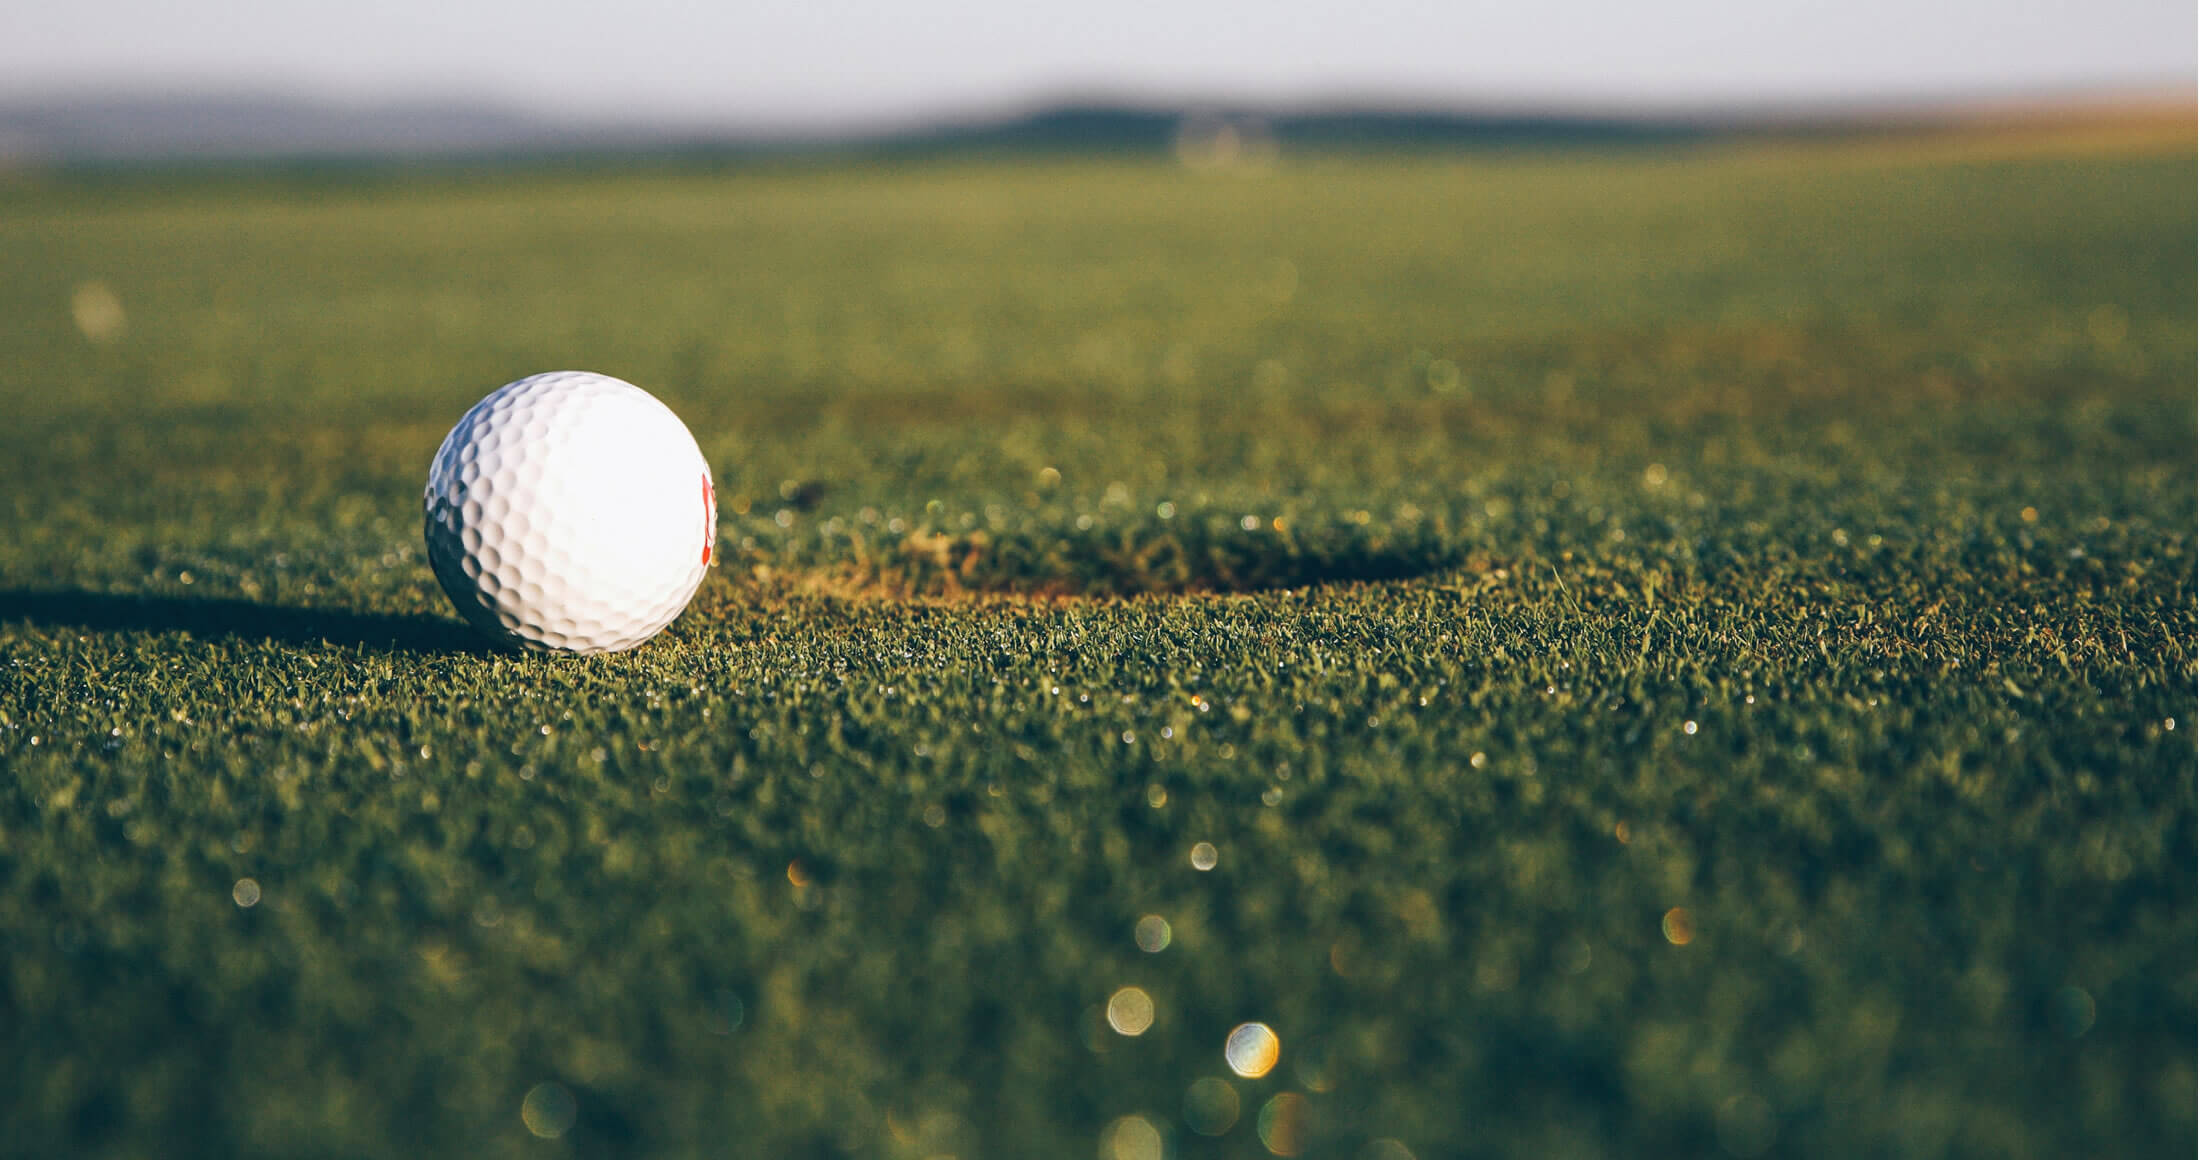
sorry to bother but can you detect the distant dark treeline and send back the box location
[884,105,1711,156]
[1,95,1768,168]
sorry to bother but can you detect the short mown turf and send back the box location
[0,136,2193,1159]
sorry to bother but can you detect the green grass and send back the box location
[0,139,2192,1159]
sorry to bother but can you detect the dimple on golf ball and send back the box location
[424,371,715,653]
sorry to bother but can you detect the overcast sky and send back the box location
[3,1,2190,125]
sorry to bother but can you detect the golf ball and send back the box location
[424,371,715,653]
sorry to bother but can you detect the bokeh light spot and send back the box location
[1190,842,1219,871]
[71,281,127,343]
[1183,1076,1240,1136]
[1226,1022,1280,1078]
[1136,915,1172,953]
[1108,987,1156,1036]
[521,1082,577,1139]
[2052,985,2096,1038]
[707,989,745,1036]
[1662,907,1695,945]
[1101,1114,1164,1160]
[232,878,261,908]
[1291,1036,1337,1092]
[1256,1092,1309,1155]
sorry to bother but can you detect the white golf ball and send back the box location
[424,371,716,654]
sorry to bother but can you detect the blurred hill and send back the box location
[0,90,2185,165]
[0,94,639,162]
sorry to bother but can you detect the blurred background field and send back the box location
[5,126,2192,600]
[0,119,2192,1159]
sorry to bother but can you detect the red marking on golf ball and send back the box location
[701,473,716,564]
